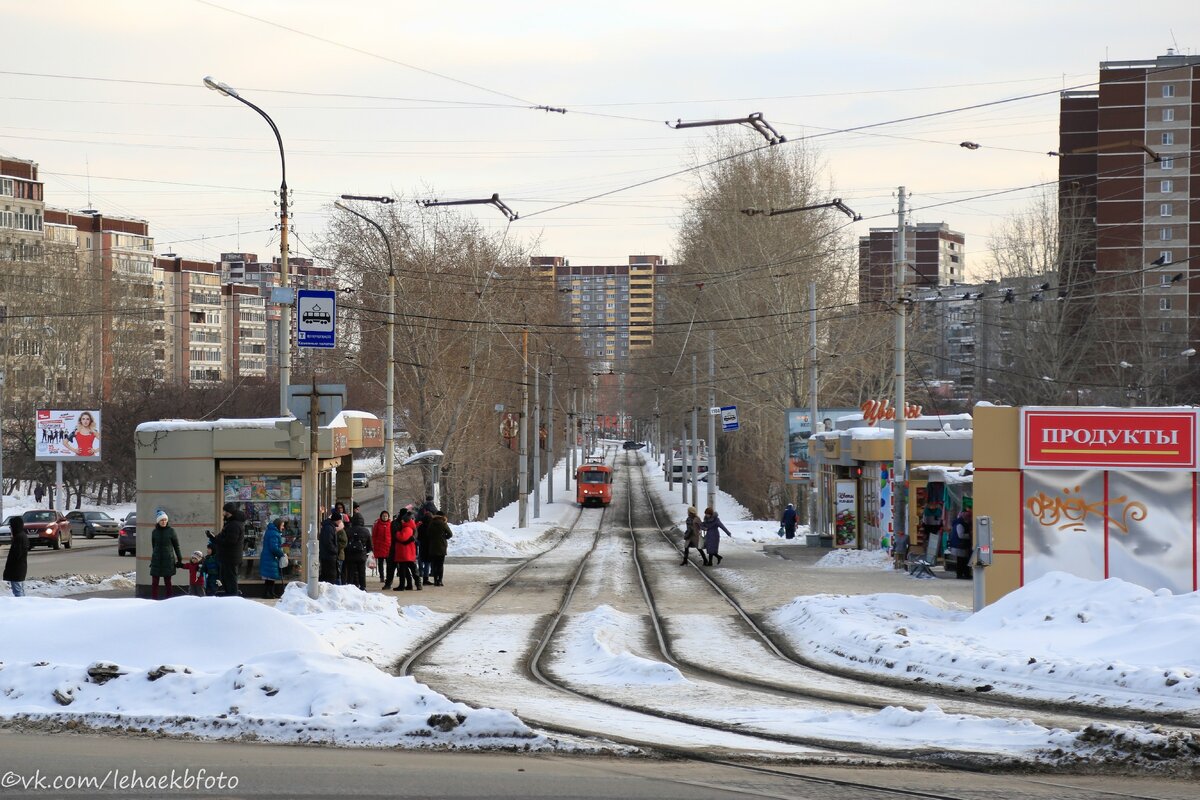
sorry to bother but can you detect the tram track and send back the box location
[399,445,1194,796]
[629,450,1200,734]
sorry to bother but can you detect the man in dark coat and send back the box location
[4,517,29,597]
[344,512,372,591]
[318,512,342,584]
[780,503,797,540]
[210,502,245,597]
[418,511,453,587]
[415,496,436,585]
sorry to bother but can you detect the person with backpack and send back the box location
[419,510,453,587]
[344,512,372,591]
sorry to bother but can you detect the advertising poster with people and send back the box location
[35,409,102,461]
[785,408,858,484]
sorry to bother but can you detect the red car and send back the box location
[21,509,73,550]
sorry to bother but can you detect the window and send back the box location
[1163,84,1175,98]
[1162,132,1175,146]
[1162,179,1174,193]
[1160,251,1173,264]
[1160,227,1173,241]
[1161,157,1174,170]
[1161,273,1172,286]
[1160,321,1171,333]
[1160,298,1171,311]
[1163,108,1175,122]
[0,178,11,196]
[1161,203,1173,217]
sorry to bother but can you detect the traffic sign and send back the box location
[720,405,739,432]
[709,406,721,416]
[297,289,336,349]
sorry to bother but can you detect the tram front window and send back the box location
[580,472,606,484]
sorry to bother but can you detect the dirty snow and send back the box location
[813,548,894,571]
[0,571,135,598]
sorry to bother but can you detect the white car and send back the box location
[352,471,370,488]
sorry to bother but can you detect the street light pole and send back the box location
[333,197,396,517]
[203,76,290,416]
[892,186,909,547]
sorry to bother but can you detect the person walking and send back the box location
[4,517,29,597]
[211,503,245,597]
[391,509,420,591]
[149,511,183,600]
[33,484,44,505]
[419,510,453,586]
[949,502,974,580]
[680,506,704,566]
[701,507,733,566]
[259,517,286,599]
[345,512,372,591]
[318,512,341,585]
[780,503,797,540]
[372,510,392,586]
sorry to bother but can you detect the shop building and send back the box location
[810,409,973,550]
[133,413,381,598]
[974,404,1200,604]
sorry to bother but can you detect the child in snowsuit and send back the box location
[202,544,221,596]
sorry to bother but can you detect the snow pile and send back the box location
[276,583,449,669]
[813,548,894,571]
[0,572,135,598]
[449,521,538,558]
[0,595,536,747]
[769,572,1200,715]
[556,606,688,686]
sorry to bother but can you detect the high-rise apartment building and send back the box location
[858,222,966,304]
[0,157,45,263]
[160,257,226,384]
[220,252,335,372]
[533,254,669,366]
[224,284,268,381]
[1059,50,1199,364]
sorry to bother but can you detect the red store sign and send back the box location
[1021,408,1198,470]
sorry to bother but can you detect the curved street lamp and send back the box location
[203,76,291,416]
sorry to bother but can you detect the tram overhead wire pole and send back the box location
[666,112,787,145]
[204,75,292,416]
[417,193,519,221]
[334,195,396,517]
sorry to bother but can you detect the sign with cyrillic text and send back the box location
[1020,408,1198,471]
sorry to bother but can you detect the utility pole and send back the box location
[892,186,908,547]
[619,372,626,439]
[533,355,541,519]
[691,354,700,509]
[681,420,688,504]
[547,364,555,505]
[809,281,821,537]
[307,380,320,599]
[706,330,716,512]
[666,413,673,490]
[566,386,575,493]
[519,328,528,528]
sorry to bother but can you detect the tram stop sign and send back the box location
[720,405,739,432]
[297,289,336,349]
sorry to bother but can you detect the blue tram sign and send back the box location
[297,289,336,349]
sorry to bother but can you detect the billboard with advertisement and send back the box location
[834,479,858,548]
[1020,408,1198,471]
[36,409,102,461]
[786,408,858,483]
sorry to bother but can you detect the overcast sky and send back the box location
[4,1,1196,273]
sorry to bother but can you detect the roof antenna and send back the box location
[86,154,92,210]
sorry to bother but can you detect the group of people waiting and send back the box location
[366,496,453,591]
[144,504,250,599]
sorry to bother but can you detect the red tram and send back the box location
[575,462,613,507]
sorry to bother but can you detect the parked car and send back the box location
[66,510,121,539]
[21,509,72,550]
[118,512,137,557]
[352,471,370,488]
[622,440,642,450]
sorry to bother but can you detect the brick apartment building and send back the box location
[858,222,966,305]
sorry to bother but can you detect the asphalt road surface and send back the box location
[23,535,127,580]
[0,730,1192,800]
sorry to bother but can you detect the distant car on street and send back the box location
[622,440,642,450]
[118,513,137,557]
[352,471,370,488]
[67,510,121,539]
[0,515,15,545]
[21,510,72,550]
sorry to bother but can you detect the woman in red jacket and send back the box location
[372,510,392,588]
[391,509,421,591]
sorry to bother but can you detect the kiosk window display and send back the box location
[222,473,304,580]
